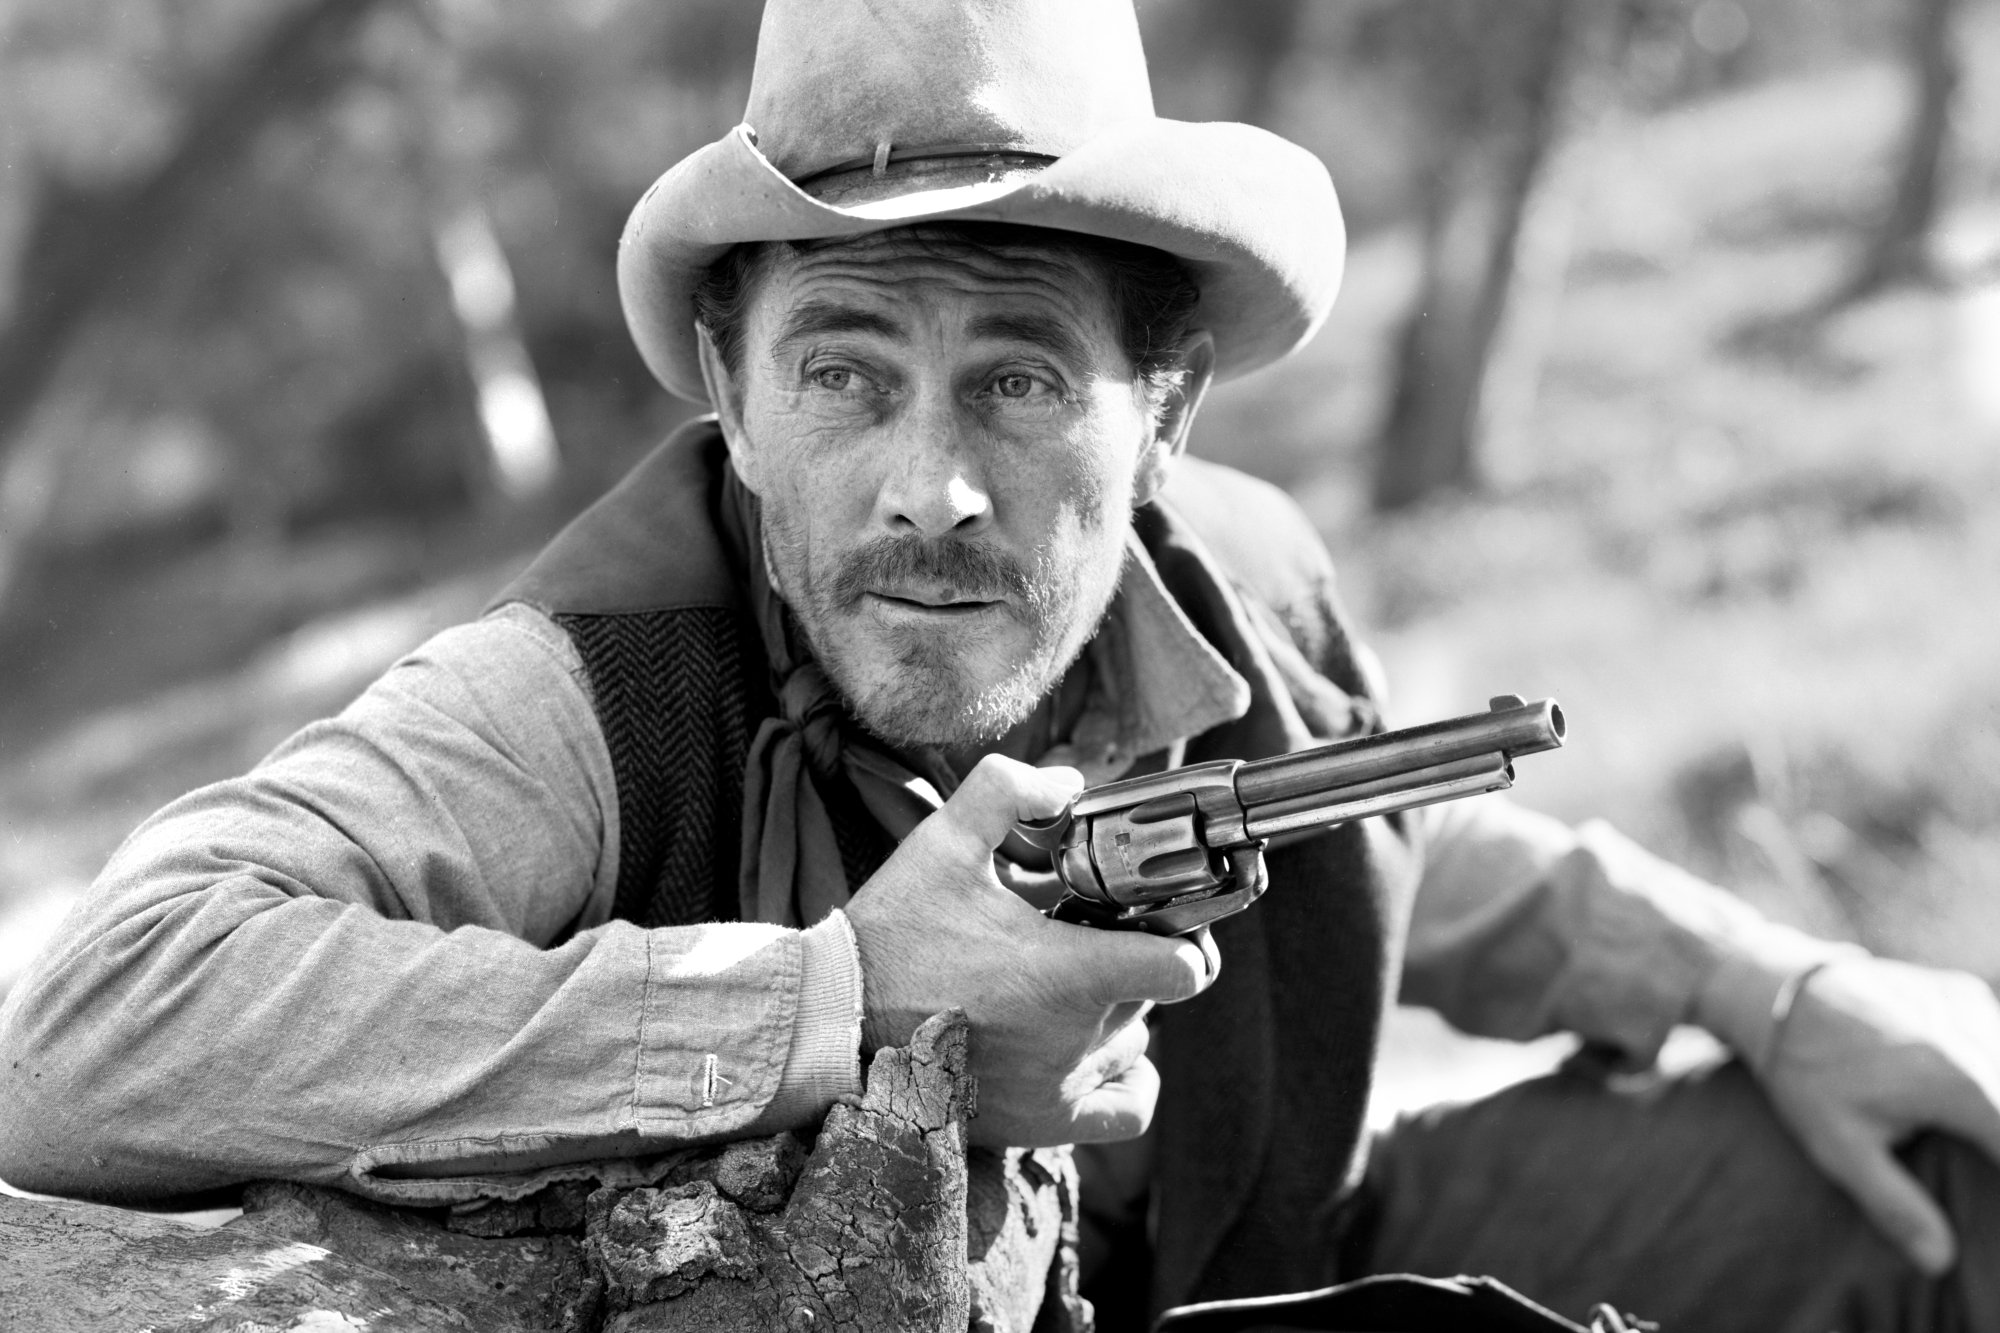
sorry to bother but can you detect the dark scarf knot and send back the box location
[776,660,846,780]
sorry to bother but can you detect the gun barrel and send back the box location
[1242,752,1513,839]
[1233,697,1565,810]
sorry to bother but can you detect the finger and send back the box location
[1815,1120,1957,1276]
[992,859,1067,911]
[1097,999,1155,1041]
[1933,1065,2000,1173]
[1066,1054,1162,1143]
[1187,926,1221,992]
[944,755,1084,851]
[1078,1009,1152,1082]
[1075,928,1213,1007]
[1923,984,2000,1167]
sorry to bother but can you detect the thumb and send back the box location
[1815,1119,1956,1275]
[1077,927,1214,1007]
[940,755,1083,852]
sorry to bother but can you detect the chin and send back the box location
[836,632,1057,751]
[852,676,1045,750]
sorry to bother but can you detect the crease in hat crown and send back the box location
[744,0,1155,184]
[618,0,1347,403]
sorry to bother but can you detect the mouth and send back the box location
[864,589,1004,617]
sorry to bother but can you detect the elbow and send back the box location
[0,989,88,1197]
[0,966,171,1202]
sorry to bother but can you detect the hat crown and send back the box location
[744,0,1155,179]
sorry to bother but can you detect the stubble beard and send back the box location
[765,518,1125,752]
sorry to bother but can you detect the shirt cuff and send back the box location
[749,911,864,1132]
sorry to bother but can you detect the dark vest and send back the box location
[496,421,1419,1314]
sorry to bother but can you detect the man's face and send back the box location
[705,230,1183,751]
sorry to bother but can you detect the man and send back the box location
[3,0,1998,1328]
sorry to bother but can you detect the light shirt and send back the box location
[0,558,1845,1206]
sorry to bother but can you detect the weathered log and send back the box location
[0,1186,581,1331]
[592,1007,1091,1331]
[966,1147,1083,1333]
[234,1180,597,1331]
[0,1010,1090,1331]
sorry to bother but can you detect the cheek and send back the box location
[741,402,879,525]
[1032,424,1134,540]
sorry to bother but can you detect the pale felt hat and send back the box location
[618,0,1346,404]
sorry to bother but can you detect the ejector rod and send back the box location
[1232,695,1566,810]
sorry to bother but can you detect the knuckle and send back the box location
[966,752,1028,789]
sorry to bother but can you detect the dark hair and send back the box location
[691,222,1201,415]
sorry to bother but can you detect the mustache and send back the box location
[829,536,1034,607]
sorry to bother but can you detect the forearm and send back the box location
[0,873,852,1203]
[0,607,865,1203]
[1403,797,1859,1065]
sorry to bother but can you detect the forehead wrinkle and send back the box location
[765,243,1119,364]
[772,299,907,353]
[965,311,1091,368]
[791,231,1098,283]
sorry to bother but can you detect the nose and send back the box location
[871,388,992,539]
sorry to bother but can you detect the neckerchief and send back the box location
[721,468,948,925]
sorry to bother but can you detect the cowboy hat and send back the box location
[617,0,1345,404]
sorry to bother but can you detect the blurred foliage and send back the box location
[0,0,1932,560]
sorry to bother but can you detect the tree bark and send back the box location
[0,1011,1089,1332]
[0,1184,592,1331]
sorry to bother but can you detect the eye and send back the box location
[994,373,1036,399]
[811,367,854,392]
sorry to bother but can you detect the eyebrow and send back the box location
[966,311,1091,367]
[772,300,906,351]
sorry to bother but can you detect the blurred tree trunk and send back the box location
[0,0,387,606]
[1371,0,1593,512]
[1839,0,1960,301]
[1229,0,1313,129]
[403,5,563,503]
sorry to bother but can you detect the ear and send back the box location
[696,322,760,493]
[1133,329,1216,507]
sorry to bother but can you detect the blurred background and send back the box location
[1,0,1998,1111]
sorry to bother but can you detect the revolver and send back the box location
[1014,695,1565,936]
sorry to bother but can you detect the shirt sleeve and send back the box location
[0,603,861,1207]
[1401,795,1861,1067]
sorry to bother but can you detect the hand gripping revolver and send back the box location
[1014,695,1566,937]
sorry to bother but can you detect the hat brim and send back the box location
[618,120,1344,403]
